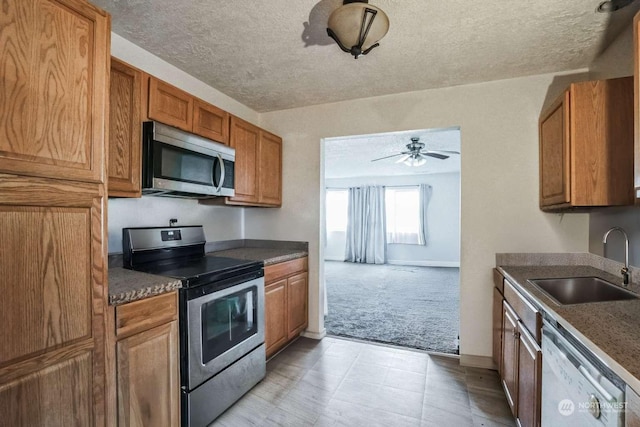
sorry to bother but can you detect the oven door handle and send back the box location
[578,365,614,402]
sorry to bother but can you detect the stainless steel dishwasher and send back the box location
[541,320,625,427]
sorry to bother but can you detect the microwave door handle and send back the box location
[215,154,225,194]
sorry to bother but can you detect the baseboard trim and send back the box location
[460,354,496,370]
[387,260,460,268]
[301,329,327,340]
[324,257,345,262]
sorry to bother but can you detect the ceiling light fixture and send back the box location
[401,155,427,167]
[326,0,390,59]
[596,0,635,12]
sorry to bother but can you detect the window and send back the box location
[385,187,420,244]
[326,189,349,232]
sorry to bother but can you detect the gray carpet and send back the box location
[324,261,460,354]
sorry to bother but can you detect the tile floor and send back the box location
[213,337,516,427]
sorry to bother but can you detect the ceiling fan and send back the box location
[371,137,460,167]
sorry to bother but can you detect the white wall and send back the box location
[108,197,244,253]
[107,34,260,253]
[324,173,461,266]
[247,71,590,358]
[587,22,638,266]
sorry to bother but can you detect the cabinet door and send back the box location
[148,77,193,132]
[492,287,503,374]
[109,58,142,197]
[0,0,109,183]
[501,302,518,417]
[0,173,107,425]
[516,323,541,427]
[193,99,229,144]
[265,279,288,358]
[539,92,570,207]
[228,116,260,204]
[571,78,634,206]
[287,272,308,339]
[0,351,93,426]
[258,131,283,206]
[117,321,179,427]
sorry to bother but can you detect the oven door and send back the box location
[186,276,264,390]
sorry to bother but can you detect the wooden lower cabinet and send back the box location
[494,274,542,427]
[516,323,541,427]
[501,302,519,415]
[265,279,288,354]
[492,286,504,374]
[287,272,308,339]
[265,258,309,358]
[113,292,180,427]
[0,174,108,426]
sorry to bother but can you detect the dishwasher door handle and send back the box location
[578,365,613,402]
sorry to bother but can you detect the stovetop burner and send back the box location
[134,255,262,287]
[122,226,263,288]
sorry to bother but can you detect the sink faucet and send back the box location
[603,226,630,286]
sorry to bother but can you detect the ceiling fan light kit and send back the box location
[327,0,390,59]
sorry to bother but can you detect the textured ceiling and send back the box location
[93,0,640,112]
[325,128,461,179]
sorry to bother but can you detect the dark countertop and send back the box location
[107,240,307,305]
[498,264,640,394]
[109,267,182,306]
[207,247,307,266]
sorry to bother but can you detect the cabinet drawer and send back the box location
[504,280,541,343]
[493,268,504,294]
[116,292,178,338]
[265,257,308,283]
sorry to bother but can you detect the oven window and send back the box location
[155,142,214,186]
[201,286,258,364]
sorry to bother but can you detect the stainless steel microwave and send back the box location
[142,121,235,199]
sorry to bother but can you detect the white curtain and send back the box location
[345,186,386,264]
[418,184,433,246]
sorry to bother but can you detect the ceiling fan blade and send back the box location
[371,153,404,162]
[395,154,411,163]
[428,150,460,155]
[424,152,449,160]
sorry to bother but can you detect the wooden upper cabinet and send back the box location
[193,99,229,145]
[148,77,193,132]
[539,77,634,211]
[539,93,570,207]
[258,131,283,206]
[109,58,142,197]
[0,0,109,183]
[224,116,283,207]
[228,116,260,204]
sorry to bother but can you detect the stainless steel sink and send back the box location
[528,277,638,305]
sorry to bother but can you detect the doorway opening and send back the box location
[321,127,461,354]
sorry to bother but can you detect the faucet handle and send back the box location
[621,267,630,286]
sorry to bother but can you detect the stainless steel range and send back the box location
[122,226,265,427]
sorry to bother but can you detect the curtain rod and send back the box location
[325,185,426,190]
